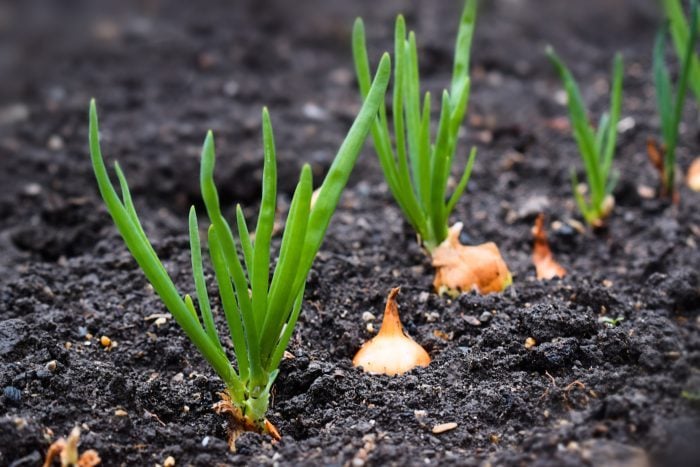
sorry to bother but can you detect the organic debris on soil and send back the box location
[688,157,700,191]
[531,214,566,280]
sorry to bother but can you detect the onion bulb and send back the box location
[688,157,700,191]
[532,213,566,280]
[353,288,430,375]
[431,223,512,297]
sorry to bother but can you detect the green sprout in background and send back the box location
[651,0,699,198]
[87,54,390,439]
[547,47,623,227]
[352,0,478,253]
[661,0,700,104]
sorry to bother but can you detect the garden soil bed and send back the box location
[1,0,700,465]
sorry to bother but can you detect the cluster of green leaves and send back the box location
[654,0,699,194]
[661,0,700,104]
[547,48,623,226]
[352,0,477,252]
[87,54,390,428]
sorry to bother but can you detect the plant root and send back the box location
[213,391,281,451]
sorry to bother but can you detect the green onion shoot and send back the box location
[661,0,700,105]
[353,0,511,297]
[650,0,699,199]
[546,47,623,227]
[87,54,390,442]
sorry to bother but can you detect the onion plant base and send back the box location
[431,223,511,297]
[646,137,681,203]
[213,390,281,451]
[43,427,101,467]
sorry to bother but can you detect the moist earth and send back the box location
[1,0,699,465]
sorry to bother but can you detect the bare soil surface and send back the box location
[1,0,699,465]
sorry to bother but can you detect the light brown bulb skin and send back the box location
[353,288,431,376]
[532,213,567,280]
[688,157,700,191]
[431,223,511,297]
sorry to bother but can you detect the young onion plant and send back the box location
[651,0,699,198]
[87,54,390,440]
[546,48,623,227]
[661,0,700,105]
[353,0,511,297]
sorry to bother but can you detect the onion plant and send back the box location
[652,0,699,197]
[87,54,390,437]
[546,47,623,227]
[353,0,512,297]
[352,0,477,253]
[661,0,700,104]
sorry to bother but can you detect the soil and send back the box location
[1,0,700,466]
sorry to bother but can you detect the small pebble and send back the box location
[163,455,176,467]
[617,116,635,133]
[464,315,481,326]
[46,360,57,372]
[100,336,111,347]
[524,337,536,349]
[223,80,239,97]
[3,386,22,405]
[361,311,375,322]
[479,311,492,323]
[114,409,128,417]
[47,135,64,151]
[302,102,328,121]
[23,183,42,196]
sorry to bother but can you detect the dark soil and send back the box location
[1,0,700,465]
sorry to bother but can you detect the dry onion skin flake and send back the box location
[531,214,567,280]
[353,288,431,376]
[688,157,700,191]
[431,223,511,297]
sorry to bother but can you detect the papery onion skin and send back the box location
[353,288,430,376]
[431,223,511,297]
[688,157,700,191]
[532,213,567,280]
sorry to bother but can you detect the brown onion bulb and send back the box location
[431,223,511,297]
[353,288,430,376]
